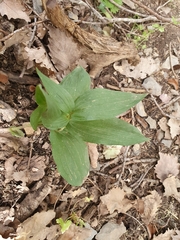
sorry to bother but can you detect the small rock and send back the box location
[143,77,162,96]
[135,101,147,117]
[162,139,172,148]
[22,122,34,136]
[161,55,179,69]
[145,116,156,129]
[133,144,140,155]
[0,100,16,122]
[96,222,126,240]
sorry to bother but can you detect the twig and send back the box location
[156,0,172,11]
[151,94,180,120]
[117,146,130,182]
[161,96,180,108]
[0,20,45,42]
[131,165,154,191]
[124,212,148,234]
[130,0,179,23]
[109,0,147,17]
[169,41,179,79]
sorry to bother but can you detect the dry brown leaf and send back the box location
[0,71,8,84]
[24,46,55,73]
[0,28,31,54]
[0,0,30,22]
[163,175,180,202]
[152,229,175,240]
[59,223,93,240]
[43,0,140,77]
[87,142,99,168]
[61,187,87,201]
[100,187,135,214]
[15,210,60,240]
[155,152,179,182]
[168,78,179,90]
[141,190,162,225]
[48,26,81,72]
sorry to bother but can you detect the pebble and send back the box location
[142,77,162,96]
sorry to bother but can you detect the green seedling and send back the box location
[98,0,122,18]
[56,218,72,233]
[30,67,148,186]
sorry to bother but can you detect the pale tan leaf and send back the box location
[100,187,135,214]
[48,26,81,71]
[152,229,175,240]
[167,118,180,139]
[172,230,180,240]
[24,46,55,72]
[0,29,31,54]
[163,176,180,202]
[15,210,59,240]
[155,152,179,182]
[158,117,171,140]
[0,0,30,22]
[87,142,99,168]
[141,190,162,225]
[103,145,122,160]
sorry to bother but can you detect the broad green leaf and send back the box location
[69,118,148,145]
[61,67,91,101]
[36,69,74,113]
[50,130,89,186]
[30,105,46,130]
[73,89,147,120]
[35,84,46,106]
[41,92,69,130]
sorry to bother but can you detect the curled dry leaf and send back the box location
[168,78,179,90]
[0,0,31,22]
[155,152,179,182]
[100,187,135,214]
[87,142,99,168]
[141,190,162,225]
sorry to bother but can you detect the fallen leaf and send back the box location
[158,117,171,139]
[0,0,30,22]
[159,93,171,104]
[15,210,60,240]
[163,175,180,202]
[87,142,99,168]
[0,71,8,84]
[167,118,180,139]
[100,187,135,214]
[48,26,81,72]
[96,222,126,240]
[142,77,162,96]
[168,78,179,90]
[141,191,162,225]
[172,230,180,240]
[155,152,179,182]
[152,229,175,240]
[114,57,160,79]
[0,28,31,54]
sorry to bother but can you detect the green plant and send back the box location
[56,218,72,233]
[98,0,122,18]
[128,23,165,49]
[30,67,148,186]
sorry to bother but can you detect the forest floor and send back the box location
[0,0,180,239]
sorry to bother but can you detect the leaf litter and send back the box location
[0,0,180,239]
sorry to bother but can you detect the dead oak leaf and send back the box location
[48,26,81,72]
[100,187,135,214]
[141,190,162,225]
[0,0,30,22]
[155,152,179,182]
[163,175,180,202]
[152,229,175,240]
